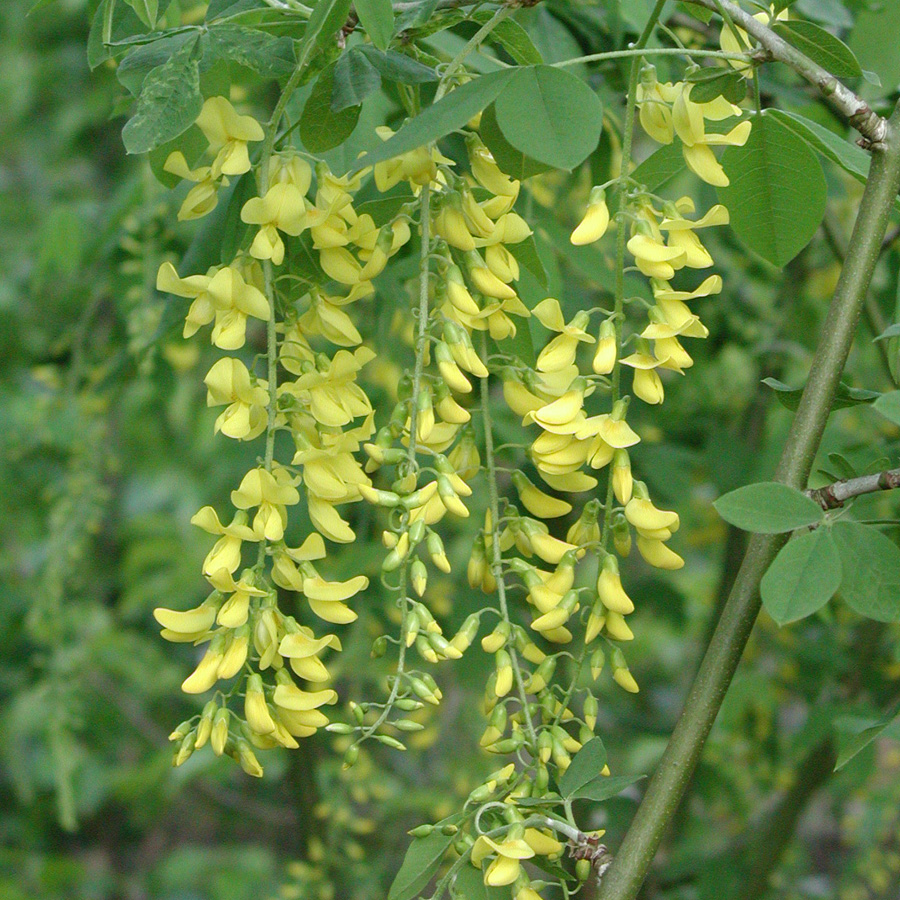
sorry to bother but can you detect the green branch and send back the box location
[596,98,900,900]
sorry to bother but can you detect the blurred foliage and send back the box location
[3,1,900,899]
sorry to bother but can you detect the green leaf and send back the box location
[559,737,607,798]
[205,25,296,78]
[630,141,686,192]
[452,866,512,899]
[873,390,900,426]
[473,10,543,65]
[493,65,603,170]
[772,20,862,79]
[713,482,824,534]
[794,0,853,30]
[480,103,553,180]
[686,67,747,104]
[568,773,646,802]
[306,0,353,51]
[357,47,438,83]
[835,708,900,770]
[849,2,900,98]
[300,62,361,153]
[123,0,159,29]
[351,69,515,172]
[507,234,548,289]
[833,522,900,622]
[766,109,871,184]
[122,34,203,155]
[116,31,195,96]
[761,529,842,625]
[332,48,382,111]
[874,323,900,342]
[718,112,826,268]
[354,0,394,50]
[762,376,880,411]
[388,817,459,900]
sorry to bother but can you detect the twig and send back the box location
[807,466,900,510]
[682,0,888,147]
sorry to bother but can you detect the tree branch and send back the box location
[807,466,900,510]
[596,99,900,900]
[683,0,888,147]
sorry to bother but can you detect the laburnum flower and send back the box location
[472,835,536,887]
[204,357,270,440]
[277,622,341,682]
[651,273,722,333]
[163,152,221,220]
[241,183,308,265]
[720,6,788,75]
[571,186,610,245]
[660,198,729,267]
[625,485,684,569]
[671,83,751,186]
[195,96,264,178]
[299,292,363,347]
[373,126,453,191]
[157,261,270,349]
[637,66,678,144]
[467,137,520,203]
[191,505,259,575]
[231,465,301,542]
[620,341,667,404]
[206,567,269,628]
[287,347,375,427]
[532,298,596,373]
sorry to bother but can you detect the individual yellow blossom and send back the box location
[195,96,264,177]
[241,183,308,265]
[191,505,259,575]
[203,357,270,440]
[532,298,596,372]
[597,556,635,615]
[571,186,610,245]
[163,152,221,220]
[472,836,535,887]
[720,6,788,75]
[620,343,667,405]
[231,466,301,541]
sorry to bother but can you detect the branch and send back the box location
[807,466,900,510]
[683,0,888,147]
[596,99,900,900]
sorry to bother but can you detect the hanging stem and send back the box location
[596,99,900,900]
[480,331,539,748]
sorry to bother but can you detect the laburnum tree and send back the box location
[8,0,900,898]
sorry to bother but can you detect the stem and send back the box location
[822,209,893,380]
[807,466,900,510]
[480,331,539,748]
[553,46,751,68]
[596,98,900,900]
[433,5,511,103]
[683,0,887,145]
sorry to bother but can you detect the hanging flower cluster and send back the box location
[149,45,749,892]
[153,96,414,775]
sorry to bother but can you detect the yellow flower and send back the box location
[203,357,270,440]
[191,506,259,575]
[231,466,301,541]
[195,96,264,177]
[472,836,535,887]
[163,151,221,220]
[241,183,309,265]
[532,298,596,373]
[571,186,610,245]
